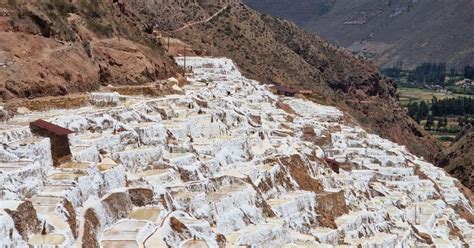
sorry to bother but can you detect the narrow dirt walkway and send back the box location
[172,5,228,33]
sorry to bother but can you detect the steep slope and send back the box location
[439,127,474,191]
[151,1,442,162]
[0,57,472,247]
[0,0,180,101]
[245,0,474,69]
[243,0,332,27]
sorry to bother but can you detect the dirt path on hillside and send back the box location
[172,6,228,33]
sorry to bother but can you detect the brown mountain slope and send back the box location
[152,1,442,162]
[0,0,180,101]
[439,127,474,191]
[245,0,474,69]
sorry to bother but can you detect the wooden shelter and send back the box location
[299,89,313,95]
[30,119,74,166]
[272,85,300,97]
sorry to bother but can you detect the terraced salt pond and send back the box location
[0,57,472,247]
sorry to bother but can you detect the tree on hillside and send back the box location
[464,65,474,80]
[431,96,439,115]
[418,101,429,119]
[437,116,447,130]
[381,61,403,79]
[426,114,434,130]
[415,114,421,124]
[381,67,401,79]
[437,118,442,130]
[407,102,419,119]
[431,97,474,116]
[408,62,446,85]
[449,68,457,77]
[458,117,465,128]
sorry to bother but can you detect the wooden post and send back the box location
[183,44,186,76]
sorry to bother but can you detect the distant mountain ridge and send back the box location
[244,0,474,69]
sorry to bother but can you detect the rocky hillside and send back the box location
[151,1,442,162]
[0,0,180,101]
[0,57,472,247]
[245,0,474,69]
[439,127,474,191]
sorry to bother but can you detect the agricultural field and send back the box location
[398,87,473,143]
[397,87,472,106]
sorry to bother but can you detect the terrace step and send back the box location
[28,233,66,247]
[100,220,150,248]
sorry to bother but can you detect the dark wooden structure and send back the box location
[299,89,313,95]
[30,119,74,166]
[273,85,300,97]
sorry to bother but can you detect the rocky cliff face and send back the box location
[0,57,472,247]
[245,0,474,69]
[0,0,180,101]
[439,127,474,191]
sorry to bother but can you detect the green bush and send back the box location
[438,136,454,142]
[80,0,103,18]
[45,0,76,17]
